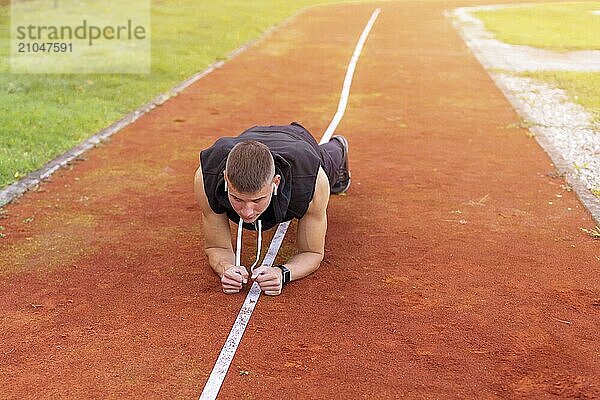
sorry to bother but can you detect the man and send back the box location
[194,122,350,295]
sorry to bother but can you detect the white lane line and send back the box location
[198,8,381,400]
[321,7,381,143]
[199,222,289,400]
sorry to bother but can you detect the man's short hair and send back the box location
[225,140,275,193]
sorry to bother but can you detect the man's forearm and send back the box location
[205,247,235,278]
[282,251,324,282]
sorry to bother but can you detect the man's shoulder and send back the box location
[194,166,213,215]
[304,168,330,216]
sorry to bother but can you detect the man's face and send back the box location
[226,176,280,224]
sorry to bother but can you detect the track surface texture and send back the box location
[1,1,599,399]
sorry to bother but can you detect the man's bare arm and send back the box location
[285,167,330,280]
[251,168,329,295]
[194,167,248,291]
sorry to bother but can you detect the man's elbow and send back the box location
[312,251,325,270]
[317,251,325,262]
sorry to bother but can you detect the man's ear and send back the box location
[272,174,281,196]
[223,171,229,192]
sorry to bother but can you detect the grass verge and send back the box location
[473,1,600,51]
[521,71,600,124]
[0,0,344,189]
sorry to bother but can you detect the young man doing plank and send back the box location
[194,122,349,296]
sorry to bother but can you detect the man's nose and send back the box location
[241,203,254,216]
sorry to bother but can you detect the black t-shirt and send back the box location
[200,123,321,231]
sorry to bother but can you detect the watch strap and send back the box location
[275,264,291,285]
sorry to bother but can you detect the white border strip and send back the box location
[445,7,600,225]
[198,8,381,400]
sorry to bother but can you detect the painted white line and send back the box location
[322,7,381,144]
[198,8,381,400]
[199,222,289,400]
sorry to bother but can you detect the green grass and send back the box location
[0,0,344,189]
[474,2,600,129]
[522,71,600,124]
[473,1,600,51]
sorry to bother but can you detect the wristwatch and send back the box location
[274,264,291,285]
